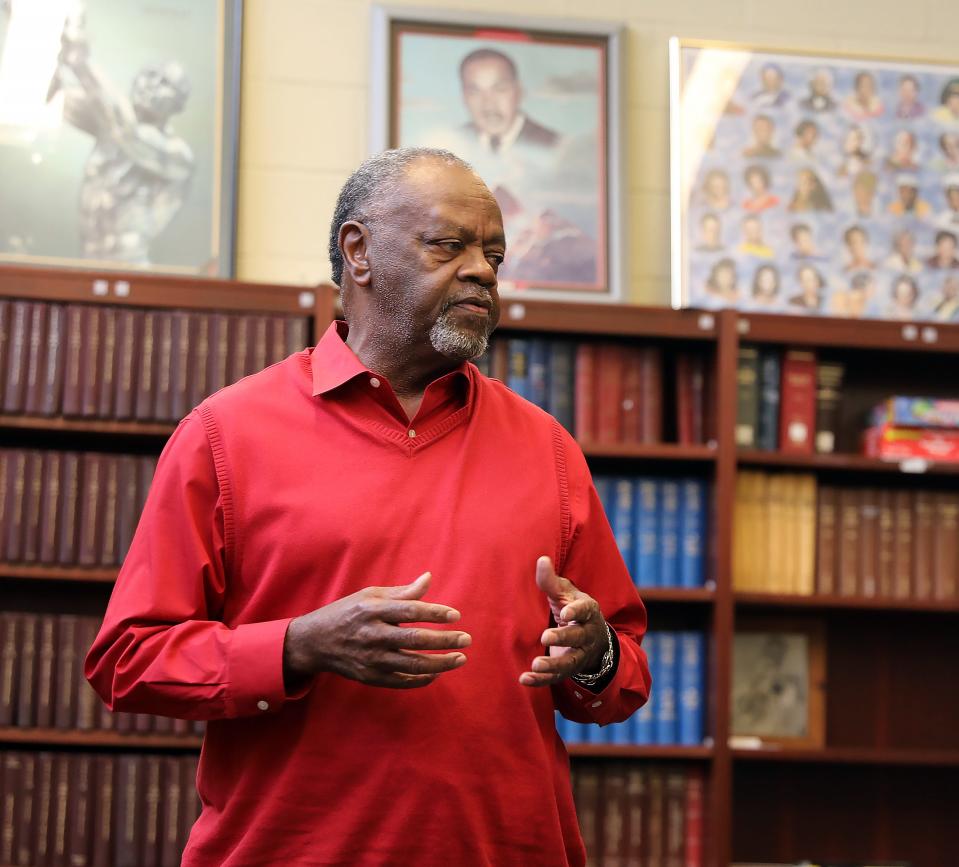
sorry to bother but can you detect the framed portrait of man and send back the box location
[0,0,242,276]
[670,38,959,322]
[371,6,624,302]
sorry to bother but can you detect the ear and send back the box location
[339,220,372,288]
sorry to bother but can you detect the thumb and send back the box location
[383,571,431,600]
[535,556,567,602]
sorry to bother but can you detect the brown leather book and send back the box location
[0,450,7,563]
[76,618,100,733]
[153,311,175,422]
[13,751,36,867]
[39,303,66,417]
[141,754,162,867]
[91,754,116,867]
[230,314,252,384]
[574,342,597,442]
[645,766,666,867]
[116,455,139,563]
[32,751,54,866]
[23,301,50,415]
[595,343,625,444]
[2,300,31,413]
[114,754,141,867]
[858,488,880,598]
[77,453,104,567]
[206,313,232,396]
[57,452,81,566]
[21,449,44,563]
[79,305,103,417]
[67,753,94,867]
[100,456,120,566]
[664,769,687,867]
[251,314,269,374]
[187,311,211,409]
[62,304,86,417]
[169,310,192,421]
[54,615,79,730]
[624,764,646,865]
[268,315,287,366]
[816,485,837,595]
[0,612,18,726]
[49,753,71,865]
[3,449,28,562]
[135,311,159,420]
[38,450,62,565]
[913,490,935,601]
[877,489,895,598]
[0,300,9,408]
[814,361,845,454]
[601,763,626,867]
[96,305,119,419]
[837,488,860,596]
[640,346,664,444]
[34,614,57,728]
[573,761,600,867]
[284,315,308,355]
[735,346,760,448]
[621,347,643,446]
[0,752,18,864]
[159,756,183,867]
[114,308,142,420]
[933,491,959,600]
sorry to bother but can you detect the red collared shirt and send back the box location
[86,322,650,867]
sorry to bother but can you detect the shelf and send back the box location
[581,441,717,461]
[0,727,202,750]
[0,413,176,438]
[568,744,713,760]
[0,564,118,583]
[738,449,959,476]
[732,745,959,767]
[735,591,959,614]
[639,587,715,603]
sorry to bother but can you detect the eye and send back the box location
[486,252,505,268]
[432,239,464,254]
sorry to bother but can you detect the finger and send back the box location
[366,671,440,690]
[519,671,564,687]
[541,624,588,649]
[528,652,581,680]
[390,627,472,651]
[374,650,468,676]
[378,599,462,624]
[380,572,432,600]
[535,556,567,602]
[558,597,597,625]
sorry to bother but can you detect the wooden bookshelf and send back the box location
[731,745,959,767]
[0,727,202,750]
[581,441,717,461]
[736,591,959,613]
[640,587,716,604]
[0,413,176,438]
[568,744,713,760]
[0,564,117,583]
[738,448,959,476]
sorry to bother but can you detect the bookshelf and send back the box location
[2,266,957,866]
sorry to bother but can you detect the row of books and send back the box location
[573,762,705,867]
[1,449,156,568]
[558,631,706,748]
[0,298,310,422]
[475,336,714,446]
[595,476,709,589]
[0,613,203,737]
[0,751,199,867]
[734,471,959,601]
[736,346,844,454]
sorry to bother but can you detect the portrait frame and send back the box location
[670,38,959,323]
[370,5,625,303]
[0,0,243,277]
[731,618,826,748]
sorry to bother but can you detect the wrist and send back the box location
[571,622,615,687]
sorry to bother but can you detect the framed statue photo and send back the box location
[670,38,959,322]
[0,0,242,276]
[731,619,826,748]
[371,6,624,303]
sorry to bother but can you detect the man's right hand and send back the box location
[282,572,470,689]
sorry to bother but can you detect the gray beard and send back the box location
[429,307,492,360]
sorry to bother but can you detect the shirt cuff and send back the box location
[556,630,626,724]
[225,618,310,717]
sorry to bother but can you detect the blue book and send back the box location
[611,477,636,575]
[633,478,660,587]
[547,340,576,432]
[634,632,656,744]
[679,478,707,588]
[506,338,530,400]
[654,631,678,745]
[606,718,632,745]
[757,349,781,451]
[593,475,614,529]
[528,338,549,411]
[678,631,706,746]
[658,481,681,587]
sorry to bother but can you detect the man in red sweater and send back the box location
[86,148,650,866]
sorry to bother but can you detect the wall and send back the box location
[235,0,959,304]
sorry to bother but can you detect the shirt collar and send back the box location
[479,113,526,153]
[310,320,474,399]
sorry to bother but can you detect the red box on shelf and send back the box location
[863,424,959,462]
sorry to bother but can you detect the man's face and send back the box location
[461,57,522,138]
[744,218,762,244]
[900,79,918,103]
[899,185,918,209]
[364,161,506,360]
[895,232,914,257]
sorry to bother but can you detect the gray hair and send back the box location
[328,147,473,286]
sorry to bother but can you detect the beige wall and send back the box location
[235,0,959,304]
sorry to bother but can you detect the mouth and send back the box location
[450,297,492,316]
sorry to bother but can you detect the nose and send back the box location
[458,245,498,289]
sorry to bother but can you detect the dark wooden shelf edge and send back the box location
[735,591,959,613]
[0,413,176,437]
[568,744,713,759]
[639,587,716,603]
[732,746,959,767]
[1,564,117,583]
[0,727,202,750]
[738,449,959,475]
[581,442,718,461]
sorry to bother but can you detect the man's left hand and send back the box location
[519,556,608,687]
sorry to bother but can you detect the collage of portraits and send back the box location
[682,48,959,322]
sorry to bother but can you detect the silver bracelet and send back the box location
[571,622,615,687]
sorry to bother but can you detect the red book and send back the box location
[77,453,104,567]
[39,303,66,416]
[621,348,644,445]
[645,766,666,867]
[96,305,119,418]
[684,767,705,867]
[2,299,31,413]
[57,452,81,566]
[640,346,664,443]
[61,304,86,417]
[595,343,625,444]
[79,305,103,417]
[778,349,817,454]
[23,301,50,415]
[574,343,597,442]
[114,308,142,420]
[676,352,706,446]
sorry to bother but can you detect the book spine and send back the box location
[659,481,681,588]
[39,450,62,566]
[231,314,252,383]
[80,305,103,417]
[169,310,192,421]
[92,755,115,867]
[654,631,678,745]
[135,311,158,420]
[815,485,837,595]
[595,343,625,444]
[68,753,94,867]
[0,300,9,410]
[114,754,141,867]
[633,478,660,588]
[252,314,269,375]
[141,754,162,867]
[13,752,36,866]
[756,348,781,451]
[837,488,861,596]
[547,339,575,433]
[506,338,531,401]
[625,765,646,865]
[35,614,57,728]
[39,303,66,416]
[23,301,50,415]
[33,751,53,865]
[664,770,686,867]
[490,338,509,382]
[0,449,6,563]
[734,346,759,448]
[527,337,549,410]
[267,315,287,366]
[679,478,706,588]
[21,449,44,562]
[57,452,81,565]
[78,453,103,567]
[574,763,600,867]
[154,311,175,422]
[206,312,229,392]
[684,767,705,867]
[814,361,845,453]
[877,489,895,598]
[0,613,17,726]
[116,455,139,563]
[858,488,880,598]
[678,630,705,746]
[778,349,817,454]
[611,477,635,580]
[188,311,212,408]
[646,767,666,867]
[114,308,140,420]
[574,343,596,442]
[54,615,79,730]
[62,304,85,416]
[913,490,935,601]
[100,456,120,566]
[640,347,663,443]
[933,492,959,601]
[159,757,183,867]
[675,353,693,446]
[2,300,31,413]
[96,306,118,418]
[620,347,643,445]
[76,618,100,732]
[796,474,818,596]
[0,753,18,864]
[4,450,27,562]
[284,315,308,355]
[600,764,626,867]
[892,490,913,599]
[50,753,71,865]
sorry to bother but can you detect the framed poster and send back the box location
[371,6,624,302]
[731,619,826,748]
[0,0,242,276]
[670,38,959,322]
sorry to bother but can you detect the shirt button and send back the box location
[369,377,381,388]
[408,429,416,438]
[590,700,602,708]
[256,700,269,711]
[574,691,583,700]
